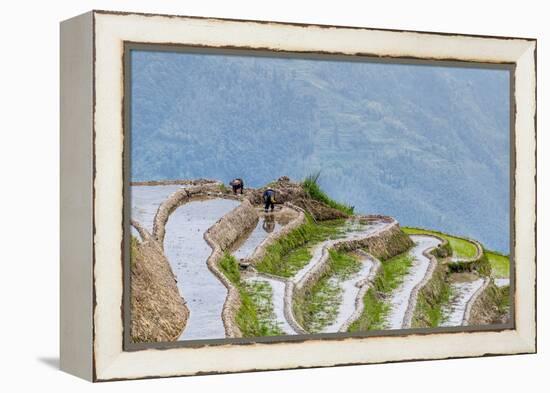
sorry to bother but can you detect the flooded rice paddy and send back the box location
[385,235,441,329]
[131,186,497,340]
[440,273,485,327]
[321,253,375,333]
[163,198,240,340]
[130,184,184,236]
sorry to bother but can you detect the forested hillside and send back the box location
[130,50,510,252]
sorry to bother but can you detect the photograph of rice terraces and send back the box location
[127,48,512,344]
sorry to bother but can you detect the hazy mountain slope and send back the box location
[130,50,510,252]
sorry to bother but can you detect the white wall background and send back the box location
[0,0,545,391]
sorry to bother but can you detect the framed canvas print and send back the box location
[60,10,537,381]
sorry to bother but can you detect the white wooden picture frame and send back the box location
[60,10,536,382]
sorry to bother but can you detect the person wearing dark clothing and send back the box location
[229,178,244,194]
[263,188,275,213]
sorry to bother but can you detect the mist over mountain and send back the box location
[130,50,510,252]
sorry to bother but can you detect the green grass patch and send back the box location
[349,287,389,331]
[418,288,451,327]
[219,252,241,284]
[485,251,510,278]
[302,172,354,215]
[412,266,452,328]
[348,251,413,331]
[218,183,230,193]
[498,285,511,313]
[241,280,284,336]
[295,250,362,332]
[402,227,478,259]
[219,253,284,337]
[282,248,313,273]
[373,252,414,294]
[255,215,345,277]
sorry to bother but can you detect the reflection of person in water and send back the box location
[262,215,276,233]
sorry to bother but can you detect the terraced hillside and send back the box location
[129,177,511,342]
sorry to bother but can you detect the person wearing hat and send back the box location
[262,187,276,213]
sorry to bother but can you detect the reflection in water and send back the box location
[233,216,284,261]
[234,213,292,334]
[262,215,276,233]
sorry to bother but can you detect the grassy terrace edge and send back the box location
[412,260,452,328]
[485,250,510,278]
[403,226,509,278]
[216,177,362,336]
[405,227,511,327]
[215,177,509,336]
[255,215,345,277]
[219,253,284,337]
[293,250,362,332]
[403,227,480,327]
[402,227,478,259]
[348,251,414,331]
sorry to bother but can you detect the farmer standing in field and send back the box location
[263,187,276,213]
[229,178,244,194]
